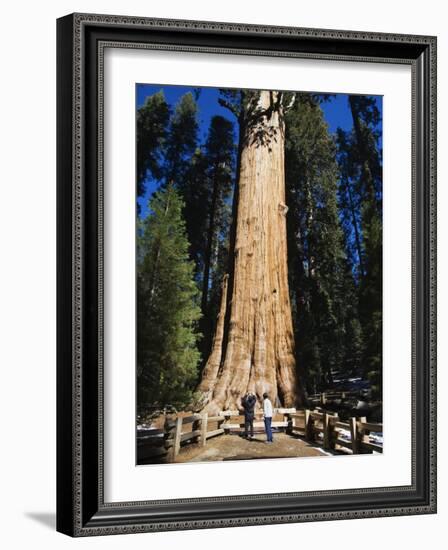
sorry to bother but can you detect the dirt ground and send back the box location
[175,432,329,463]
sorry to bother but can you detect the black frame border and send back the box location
[57,13,437,537]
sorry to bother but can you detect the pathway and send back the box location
[176,432,329,463]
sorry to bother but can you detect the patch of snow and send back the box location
[338,429,351,442]
[369,432,383,444]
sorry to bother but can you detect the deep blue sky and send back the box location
[136,84,382,214]
[137,83,382,135]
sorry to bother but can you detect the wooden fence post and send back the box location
[331,413,339,449]
[223,413,230,434]
[286,413,293,435]
[358,416,369,454]
[164,417,177,462]
[173,416,183,459]
[200,413,208,447]
[349,416,359,454]
[305,409,314,441]
[323,412,336,450]
[192,415,201,444]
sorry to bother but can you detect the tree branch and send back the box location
[284,93,296,112]
[218,98,240,118]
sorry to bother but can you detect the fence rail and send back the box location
[137,406,383,462]
[307,390,363,405]
[288,410,383,454]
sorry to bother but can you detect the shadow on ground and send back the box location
[25,512,56,530]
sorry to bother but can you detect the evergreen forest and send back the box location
[136,86,382,418]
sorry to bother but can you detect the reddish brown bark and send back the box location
[199,90,303,414]
[197,274,229,400]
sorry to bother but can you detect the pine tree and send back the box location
[347,95,382,397]
[336,128,365,278]
[137,185,202,409]
[181,147,210,278]
[340,259,364,377]
[163,93,206,283]
[165,92,199,186]
[136,90,170,202]
[285,96,350,393]
[199,116,235,353]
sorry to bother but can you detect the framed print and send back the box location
[56,13,437,536]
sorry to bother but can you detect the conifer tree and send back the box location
[165,92,199,186]
[137,185,202,409]
[163,93,206,281]
[181,147,210,278]
[285,96,349,393]
[198,90,302,413]
[336,128,365,278]
[347,95,382,396]
[165,107,235,325]
[136,91,170,202]
[198,116,235,354]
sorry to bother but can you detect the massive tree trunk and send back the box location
[197,273,229,400]
[198,90,303,414]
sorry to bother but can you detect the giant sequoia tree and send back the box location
[198,90,303,414]
[136,85,383,414]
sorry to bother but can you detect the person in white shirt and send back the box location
[263,393,274,443]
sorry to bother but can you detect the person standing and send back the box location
[263,392,274,443]
[242,392,257,439]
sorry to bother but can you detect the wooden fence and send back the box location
[218,409,291,433]
[137,407,382,463]
[164,413,226,460]
[307,391,360,404]
[137,413,225,462]
[288,409,383,454]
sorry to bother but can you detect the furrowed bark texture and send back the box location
[200,91,302,414]
[197,274,229,400]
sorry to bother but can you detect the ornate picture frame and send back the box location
[57,13,437,536]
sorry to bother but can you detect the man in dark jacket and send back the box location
[242,392,257,439]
